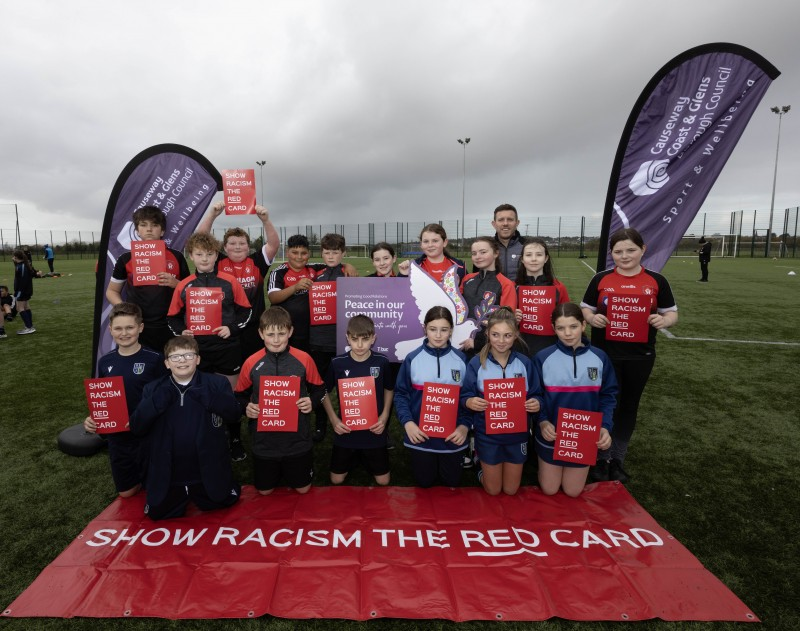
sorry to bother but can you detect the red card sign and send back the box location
[186,287,223,334]
[553,407,602,466]
[310,281,337,325]
[420,382,459,437]
[131,240,166,286]
[606,293,650,342]
[338,376,378,429]
[258,375,300,432]
[3,485,759,622]
[222,169,256,215]
[518,286,557,335]
[484,377,527,434]
[83,376,129,434]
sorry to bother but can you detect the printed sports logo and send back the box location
[629,159,670,196]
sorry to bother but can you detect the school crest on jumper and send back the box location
[451,369,461,382]
[370,367,380,378]
[587,367,599,381]
[514,372,523,379]
[133,363,145,375]
[211,413,223,428]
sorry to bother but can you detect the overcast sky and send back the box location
[1,0,799,239]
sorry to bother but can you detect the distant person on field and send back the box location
[106,205,190,352]
[43,244,55,273]
[12,249,37,335]
[696,236,711,282]
[130,336,242,521]
[83,303,167,497]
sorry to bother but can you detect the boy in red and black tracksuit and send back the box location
[168,232,252,460]
[235,306,326,495]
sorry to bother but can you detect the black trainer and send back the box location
[230,439,246,462]
[589,459,610,482]
[608,458,630,483]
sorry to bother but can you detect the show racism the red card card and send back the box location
[310,281,337,325]
[605,293,650,343]
[518,286,556,335]
[338,376,378,430]
[484,377,527,434]
[130,240,166,286]
[84,376,129,434]
[186,287,223,334]
[258,375,300,432]
[553,407,603,466]
[420,382,460,437]
[222,169,256,215]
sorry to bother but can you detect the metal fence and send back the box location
[2,208,798,262]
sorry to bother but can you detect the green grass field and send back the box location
[1,255,798,631]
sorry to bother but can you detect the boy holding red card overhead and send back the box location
[106,206,190,353]
[235,307,326,495]
[83,302,166,498]
[321,315,395,486]
[130,336,242,521]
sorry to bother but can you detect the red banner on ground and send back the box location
[3,485,757,623]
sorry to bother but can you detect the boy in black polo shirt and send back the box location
[235,307,326,495]
[321,315,395,485]
[106,206,190,352]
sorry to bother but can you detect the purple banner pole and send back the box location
[598,43,779,272]
[91,144,222,376]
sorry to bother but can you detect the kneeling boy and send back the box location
[322,315,395,485]
[235,306,326,495]
[130,337,242,520]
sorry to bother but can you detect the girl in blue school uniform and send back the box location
[461,307,541,496]
[533,303,618,497]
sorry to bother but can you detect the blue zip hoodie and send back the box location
[394,340,469,453]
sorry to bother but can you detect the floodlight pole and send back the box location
[457,137,470,255]
[256,160,266,206]
[767,105,790,257]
